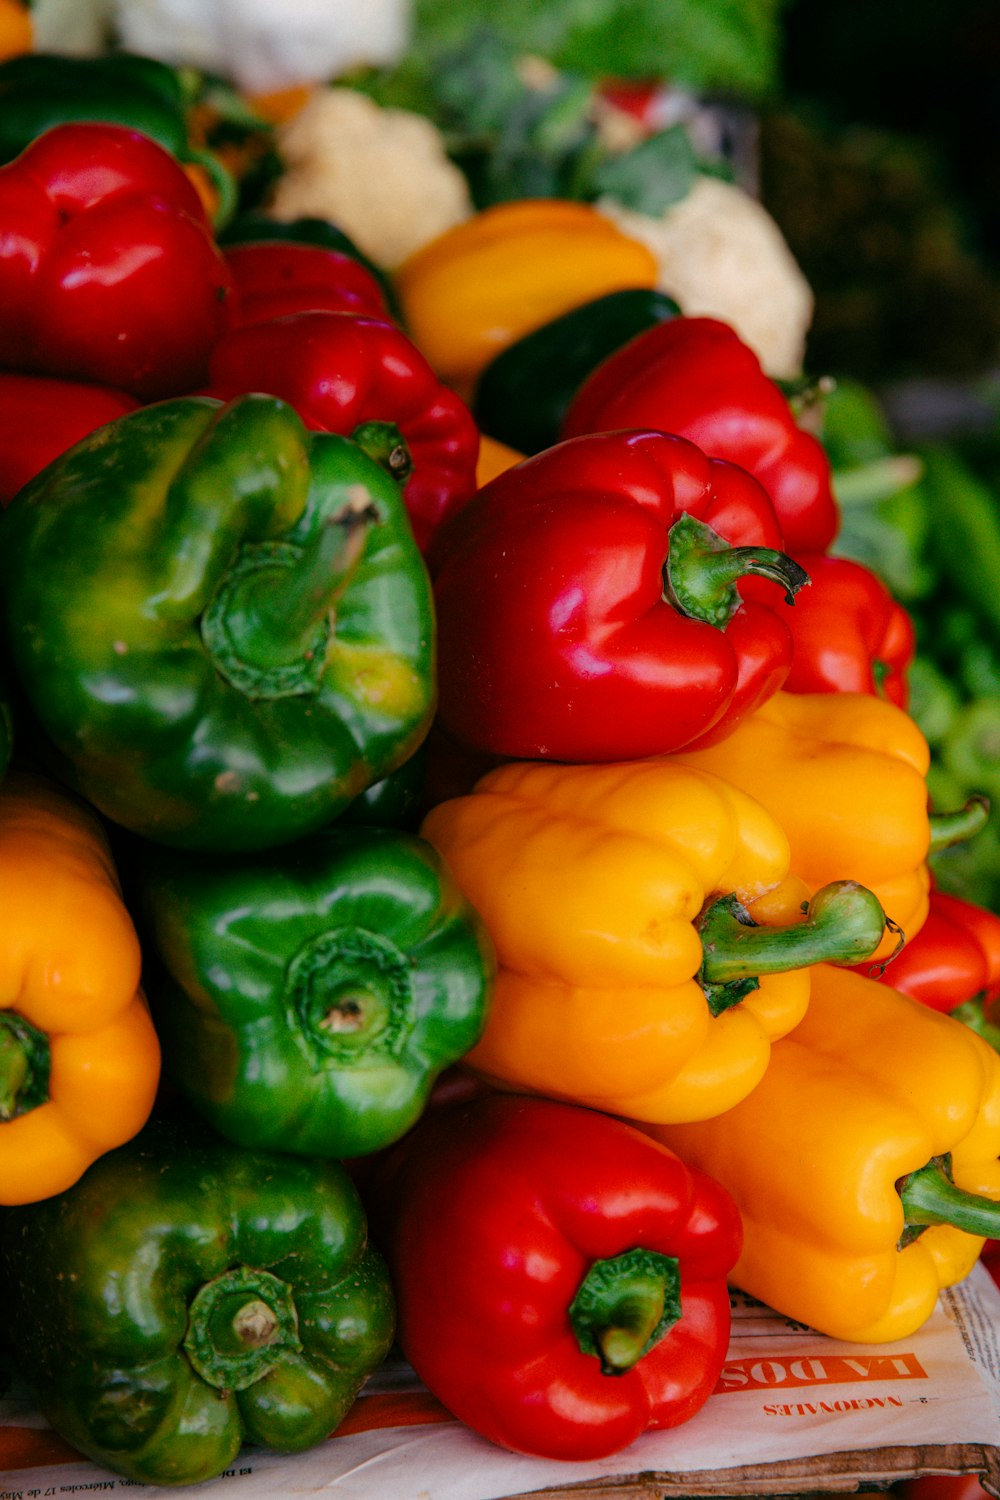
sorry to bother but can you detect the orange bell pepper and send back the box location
[421,758,892,1123]
[646,964,1000,1343]
[0,0,31,61]
[395,199,659,397]
[0,770,160,1205]
[672,689,932,960]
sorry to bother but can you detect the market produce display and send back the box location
[0,10,1000,1493]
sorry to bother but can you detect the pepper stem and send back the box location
[183,1267,302,1391]
[900,1155,1000,1240]
[568,1248,682,1377]
[201,496,377,699]
[0,1012,50,1121]
[928,796,991,853]
[351,421,413,487]
[663,512,811,628]
[698,882,896,1017]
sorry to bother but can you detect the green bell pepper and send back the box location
[0,394,436,853]
[472,286,680,456]
[0,1113,396,1487]
[138,824,495,1158]
[0,51,239,223]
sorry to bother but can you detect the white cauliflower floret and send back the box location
[599,175,814,379]
[268,88,474,271]
[110,0,411,95]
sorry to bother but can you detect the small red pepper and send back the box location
[861,888,1000,1014]
[562,316,839,554]
[369,1093,741,1461]
[781,551,915,706]
[0,371,137,504]
[204,310,480,553]
[0,122,233,399]
[431,428,809,761]
[224,240,392,327]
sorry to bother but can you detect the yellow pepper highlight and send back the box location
[0,770,161,1205]
[421,758,884,1123]
[395,198,659,397]
[673,690,932,959]
[646,964,1000,1343]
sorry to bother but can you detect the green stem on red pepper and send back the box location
[664,512,811,627]
[568,1248,682,1377]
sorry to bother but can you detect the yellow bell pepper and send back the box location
[395,198,659,397]
[475,433,524,488]
[672,689,932,959]
[0,770,161,1205]
[420,758,892,1123]
[645,963,1000,1343]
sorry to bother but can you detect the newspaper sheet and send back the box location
[3,1265,1000,1500]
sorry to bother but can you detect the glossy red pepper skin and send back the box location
[0,371,137,504]
[205,310,480,553]
[431,428,804,761]
[0,122,233,400]
[369,1093,741,1461]
[562,316,839,554]
[860,888,1000,1013]
[782,551,915,706]
[224,241,392,327]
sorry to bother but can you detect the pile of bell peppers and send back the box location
[0,76,998,1489]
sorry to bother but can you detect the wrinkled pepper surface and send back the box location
[369,1093,741,1460]
[0,1114,396,1487]
[673,689,933,959]
[0,394,436,852]
[421,758,892,1122]
[782,551,915,706]
[0,51,237,221]
[205,310,480,553]
[0,121,233,399]
[0,769,160,1205]
[224,240,393,326]
[0,370,137,505]
[562,316,840,554]
[431,429,810,762]
[472,286,680,456]
[646,964,1000,1342]
[138,824,495,1159]
[395,198,659,396]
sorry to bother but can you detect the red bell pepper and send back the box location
[0,122,233,400]
[224,240,392,327]
[781,551,915,706]
[431,428,810,761]
[369,1093,741,1461]
[860,887,1000,1015]
[562,316,839,554]
[0,371,137,504]
[204,310,480,553]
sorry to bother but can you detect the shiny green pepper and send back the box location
[0,1114,396,1487]
[137,824,495,1158]
[0,394,436,853]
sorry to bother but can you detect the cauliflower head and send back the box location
[599,175,814,379]
[268,88,474,271]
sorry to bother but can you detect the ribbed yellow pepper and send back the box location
[0,769,161,1204]
[395,199,659,397]
[420,758,891,1123]
[673,690,932,960]
[645,964,1000,1343]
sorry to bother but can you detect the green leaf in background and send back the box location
[411,0,787,98]
[588,124,702,213]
